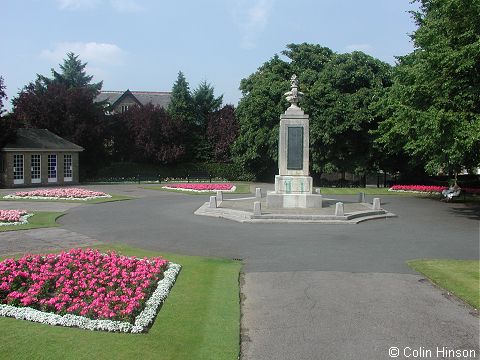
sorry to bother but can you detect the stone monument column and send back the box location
[266,75,322,208]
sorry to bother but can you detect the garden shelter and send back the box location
[0,129,83,188]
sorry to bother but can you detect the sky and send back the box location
[2,0,420,111]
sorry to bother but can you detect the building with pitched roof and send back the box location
[0,129,83,188]
[95,90,171,114]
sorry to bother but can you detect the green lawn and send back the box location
[0,211,64,232]
[407,259,480,309]
[0,244,242,360]
[142,182,251,195]
[0,194,133,204]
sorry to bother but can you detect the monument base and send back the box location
[274,175,313,193]
[266,191,323,208]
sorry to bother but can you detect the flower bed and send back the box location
[389,185,447,193]
[162,183,236,192]
[0,248,181,333]
[3,188,112,201]
[0,210,33,227]
[389,185,480,195]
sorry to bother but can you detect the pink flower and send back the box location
[390,185,447,193]
[12,188,109,199]
[165,183,234,191]
[0,248,169,323]
[0,210,28,223]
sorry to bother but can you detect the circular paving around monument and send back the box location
[194,195,396,224]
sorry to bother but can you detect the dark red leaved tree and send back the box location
[206,105,239,162]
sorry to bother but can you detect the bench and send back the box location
[186,170,212,183]
[442,188,461,202]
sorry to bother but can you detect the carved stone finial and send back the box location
[284,74,304,108]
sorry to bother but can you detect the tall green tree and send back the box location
[375,0,480,175]
[306,51,392,177]
[167,71,195,124]
[192,81,223,161]
[167,72,197,160]
[38,52,102,95]
[232,43,392,180]
[193,80,223,129]
[12,54,107,177]
[232,54,291,179]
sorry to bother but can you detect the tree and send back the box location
[306,51,392,178]
[206,105,239,162]
[193,81,223,129]
[374,0,480,175]
[12,54,107,177]
[192,81,223,161]
[231,54,291,179]
[232,43,392,180]
[167,71,195,124]
[127,104,186,164]
[39,52,102,95]
[167,71,197,160]
[0,76,18,149]
[0,76,6,115]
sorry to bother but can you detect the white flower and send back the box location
[0,262,181,333]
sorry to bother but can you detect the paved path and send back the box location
[0,185,478,359]
[0,201,83,212]
[242,271,479,360]
[0,228,100,256]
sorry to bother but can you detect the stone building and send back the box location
[95,90,171,114]
[0,129,83,188]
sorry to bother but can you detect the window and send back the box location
[121,105,129,113]
[64,154,72,182]
[13,154,24,185]
[48,154,57,182]
[31,154,41,184]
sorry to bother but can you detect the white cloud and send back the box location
[55,0,143,12]
[41,42,125,64]
[345,43,373,53]
[40,42,126,81]
[56,0,100,10]
[110,0,143,12]
[232,0,274,50]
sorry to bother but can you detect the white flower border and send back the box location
[388,189,442,194]
[0,262,181,333]
[3,194,112,201]
[162,185,236,193]
[0,213,34,227]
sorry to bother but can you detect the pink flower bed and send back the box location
[163,183,235,191]
[6,188,110,200]
[0,210,27,223]
[389,185,447,193]
[390,185,480,194]
[0,249,169,323]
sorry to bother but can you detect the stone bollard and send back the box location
[358,192,365,203]
[209,196,217,209]
[216,190,223,202]
[253,201,261,216]
[255,187,262,199]
[315,188,321,194]
[372,197,381,210]
[335,202,344,216]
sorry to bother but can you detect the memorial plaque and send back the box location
[287,126,303,170]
